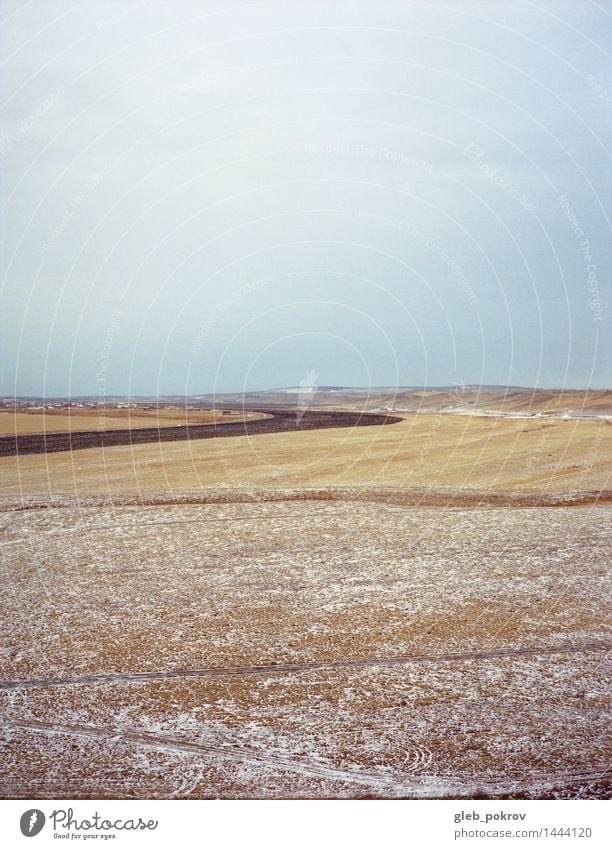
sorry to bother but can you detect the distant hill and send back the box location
[5,386,610,419]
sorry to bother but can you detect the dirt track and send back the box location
[0,409,401,457]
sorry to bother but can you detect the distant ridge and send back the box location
[4,385,596,400]
[3,386,609,402]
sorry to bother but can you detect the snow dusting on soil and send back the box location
[0,499,609,798]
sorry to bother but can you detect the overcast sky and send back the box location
[1,0,609,396]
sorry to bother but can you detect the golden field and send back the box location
[0,411,609,499]
[0,407,261,436]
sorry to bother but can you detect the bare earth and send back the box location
[0,395,610,799]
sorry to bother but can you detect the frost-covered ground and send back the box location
[0,499,610,798]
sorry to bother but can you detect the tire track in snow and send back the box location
[1,643,608,691]
[5,718,609,796]
[3,718,412,792]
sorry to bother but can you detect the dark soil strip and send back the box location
[1,643,608,691]
[0,409,402,457]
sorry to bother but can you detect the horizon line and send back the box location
[2,384,610,400]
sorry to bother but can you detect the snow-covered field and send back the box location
[1,499,610,798]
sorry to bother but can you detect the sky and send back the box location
[1,0,610,396]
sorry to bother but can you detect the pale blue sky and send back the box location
[1,0,610,395]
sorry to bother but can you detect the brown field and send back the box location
[0,410,609,498]
[0,407,262,436]
[1,500,609,799]
[0,393,610,799]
